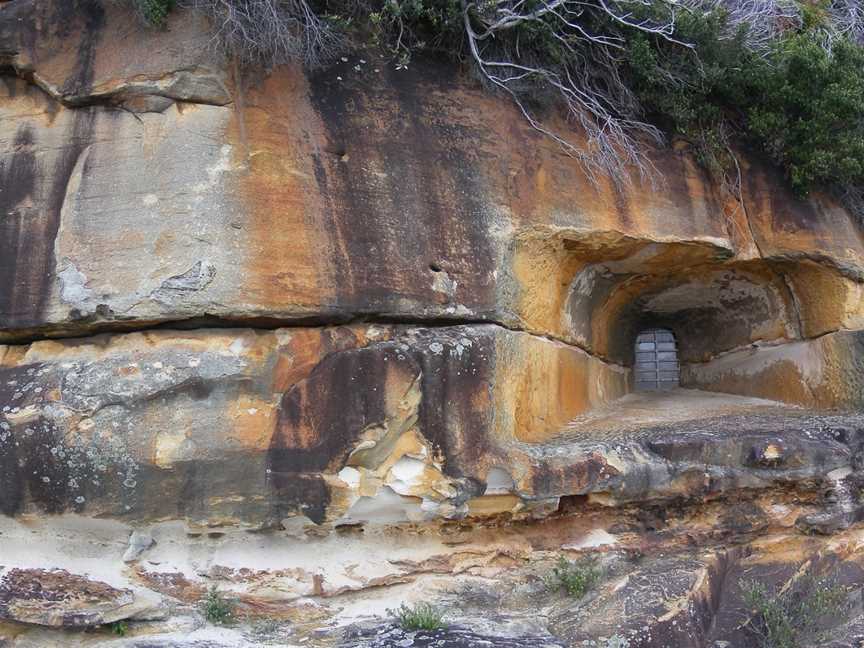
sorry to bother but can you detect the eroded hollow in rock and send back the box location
[567,253,797,368]
[532,234,864,423]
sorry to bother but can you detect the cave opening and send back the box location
[535,237,849,440]
[511,226,863,446]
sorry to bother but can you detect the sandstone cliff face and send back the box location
[2,1,864,646]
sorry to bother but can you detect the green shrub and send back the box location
[739,573,848,648]
[625,8,752,178]
[391,602,446,631]
[544,556,601,598]
[132,0,175,26]
[626,7,864,197]
[200,586,237,626]
[108,620,129,636]
[745,34,864,194]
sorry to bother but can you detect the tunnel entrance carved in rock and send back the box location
[634,328,679,391]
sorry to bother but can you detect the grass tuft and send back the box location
[391,602,446,631]
[108,620,129,636]
[544,556,601,599]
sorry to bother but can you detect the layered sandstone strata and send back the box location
[2,1,864,646]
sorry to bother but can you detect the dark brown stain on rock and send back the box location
[0,126,38,327]
[0,363,58,515]
[307,54,498,318]
[272,345,408,472]
[0,0,105,97]
[0,1,102,331]
[18,418,69,514]
[266,329,501,521]
[59,0,104,100]
[530,452,612,499]
[268,344,419,523]
[411,329,499,483]
[0,110,99,330]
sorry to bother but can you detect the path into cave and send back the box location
[556,388,798,442]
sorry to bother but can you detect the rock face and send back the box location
[2,1,864,646]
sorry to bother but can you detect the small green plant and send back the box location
[544,556,601,598]
[391,602,446,631]
[108,620,129,636]
[200,585,237,626]
[739,573,848,648]
[132,0,175,26]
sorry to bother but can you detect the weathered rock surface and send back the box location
[1,0,863,357]
[339,623,566,647]
[2,0,864,646]
[2,323,862,529]
[0,324,632,524]
[0,569,162,628]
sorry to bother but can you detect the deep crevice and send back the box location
[0,311,613,360]
[2,308,854,375]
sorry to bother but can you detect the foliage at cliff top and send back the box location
[129,0,864,214]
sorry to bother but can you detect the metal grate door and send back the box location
[634,329,679,391]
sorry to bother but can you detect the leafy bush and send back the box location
[625,5,864,207]
[739,573,848,648]
[544,556,601,598]
[626,8,753,178]
[745,34,864,194]
[200,586,237,625]
[131,0,175,26]
[392,602,446,631]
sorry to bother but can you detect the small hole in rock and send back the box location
[335,523,365,535]
[556,494,589,515]
[429,263,442,273]
[325,143,347,157]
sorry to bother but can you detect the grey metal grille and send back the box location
[634,328,679,391]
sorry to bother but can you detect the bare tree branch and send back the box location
[684,0,801,53]
[826,0,864,48]
[461,0,694,184]
[179,0,346,67]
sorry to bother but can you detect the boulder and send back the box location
[0,568,162,627]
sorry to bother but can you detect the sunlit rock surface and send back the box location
[2,1,864,646]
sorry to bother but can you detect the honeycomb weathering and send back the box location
[1,1,864,646]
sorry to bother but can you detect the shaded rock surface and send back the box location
[339,623,566,647]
